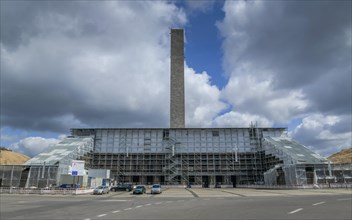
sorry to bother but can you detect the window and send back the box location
[163,130,169,139]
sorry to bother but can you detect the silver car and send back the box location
[93,186,110,195]
[150,184,162,194]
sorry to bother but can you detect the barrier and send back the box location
[0,187,94,195]
[237,183,352,189]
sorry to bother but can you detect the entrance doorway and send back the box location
[215,175,223,184]
[231,175,237,188]
[202,176,209,188]
[132,176,140,184]
[147,176,153,184]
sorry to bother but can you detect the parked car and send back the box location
[150,184,162,194]
[93,186,110,195]
[110,183,133,192]
[57,184,80,189]
[132,185,146,194]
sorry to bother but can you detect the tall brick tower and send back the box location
[170,29,185,128]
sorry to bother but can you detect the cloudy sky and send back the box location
[1,0,351,157]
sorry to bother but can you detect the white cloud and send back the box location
[217,1,311,125]
[221,73,309,124]
[291,114,352,156]
[9,135,66,157]
[216,0,265,75]
[185,64,227,127]
[214,111,272,127]
[214,0,351,157]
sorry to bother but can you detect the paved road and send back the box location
[1,188,351,220]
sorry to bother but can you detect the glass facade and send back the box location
[1,128,350,188]
[72,128,287,185]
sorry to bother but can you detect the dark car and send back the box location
[133,185,146,194]
[110,183,133,192]
[57,184,80,188]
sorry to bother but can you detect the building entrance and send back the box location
[202,176,209,188]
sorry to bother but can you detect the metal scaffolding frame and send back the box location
[1,127,350,188]
[71,127,287,186]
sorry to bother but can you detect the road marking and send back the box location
[83,218,91,220]
[288,208,303,214]
[97,214,107,217]
[337,198,352,201]
[112,210,121,213]
[155,202,162,205]
[124,208,132,211]
[220,190,246,197]
[100,200,129,202]
[135,205,143,208]
[313,201,326,206]
[145,203,151,206]
[166,201,173,203]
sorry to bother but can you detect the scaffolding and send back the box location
[0,165,62,188]
[260,136,339,186]
[71,127,287,186]
[1,128,350,188]
[0,136,94,188]
[315,163,352,184]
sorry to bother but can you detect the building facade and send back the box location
[69,126,335,186]
[2,127,351,188]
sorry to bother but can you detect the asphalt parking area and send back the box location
[1,188,351,220]
[104,187,352,198]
